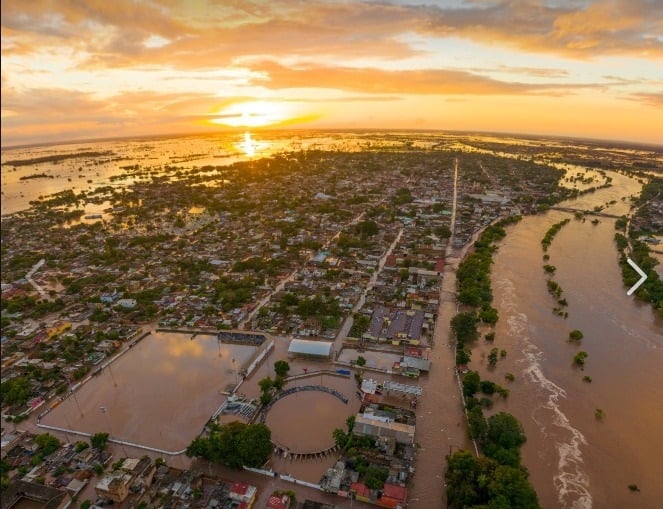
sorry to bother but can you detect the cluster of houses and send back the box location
[0,430,264,509]
[319,403,416,509]
[2,138,584,509]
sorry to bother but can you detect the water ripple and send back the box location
[500,276,593,509]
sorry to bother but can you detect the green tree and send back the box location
[90,432,109,451]
[332,428,348,448]
[258,376,274,393]
[273,376,285,391]
[456,348,471,366]
[75,441,89,453]
[446,450,541,509]
[35,433,60,456]
[468,406,487,441]
[356,356,367,367]
[462,371,481,398]
[569,330,584,342]
[487,464,541,509]
[274,360,290,378]
[434,224,452,239]
[573,351,588,367]
[445,450,483,508]
[236,423,272,467]
[185,422,272,469]
[479,305,499,324]
[488,348,499,368]
[364,465,388,489]
[0,377,32,406]
[346,415,356,433]
[451,312,479,345]
[486,413,526,450]
[354,220,379,239]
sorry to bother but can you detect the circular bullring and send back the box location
[263,385,353,454]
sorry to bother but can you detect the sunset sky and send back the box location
[1,0,662,147]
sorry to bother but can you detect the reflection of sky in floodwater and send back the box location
[41,332,256,452]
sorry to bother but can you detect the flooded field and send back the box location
[40,332,257,452]
[266,390,352,453]
[336,348,401,370]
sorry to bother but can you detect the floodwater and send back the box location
[479,172,663,508]
[336,348,401,370]
[266,390,351,453]
[40,332,256,452]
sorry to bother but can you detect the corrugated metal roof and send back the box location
[288,339,333,356]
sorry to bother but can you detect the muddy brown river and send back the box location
[480,172,662,508]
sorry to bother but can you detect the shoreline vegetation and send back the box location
[541,219,571,318]
[3,151,115,167]
[447,215,542,509]
[19,173,53,180]
[614,177,663,315]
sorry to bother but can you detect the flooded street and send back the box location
[410,158,475,508]
[40,332,256,452]
[483,173,663,508]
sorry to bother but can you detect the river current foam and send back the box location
[499,277,593,509]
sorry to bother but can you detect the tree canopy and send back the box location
[35,433,61,456]
[274,360,290,378]
[446,450,540,509]
[186,422,271,469]
[91,432,109,450]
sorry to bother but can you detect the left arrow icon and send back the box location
[626,258,647,296]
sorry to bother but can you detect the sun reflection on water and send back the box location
[243,131,255,157]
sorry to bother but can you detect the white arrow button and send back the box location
[626,258,648,296]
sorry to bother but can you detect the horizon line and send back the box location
[2,127,662,153]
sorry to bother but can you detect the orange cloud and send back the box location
[1,87,222,146]
[628,92,663,108]
[249,61,592,96]
[3,1,661,71]
[424,0,663,59]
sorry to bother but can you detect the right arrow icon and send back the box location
[626,258,648,296]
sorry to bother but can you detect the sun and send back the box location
[211,100,292,128]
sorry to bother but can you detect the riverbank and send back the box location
[488,201,663,507]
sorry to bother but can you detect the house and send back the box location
[95,471,132,502]
[354,409,415,445]
[380,484,407,508]
[350,482,371,503]
[116,299,137,309]
[1,480,70,509]
[228,482,256,506]
[100,291,122,304]
[94,457,154,503]
[266,493,291,509]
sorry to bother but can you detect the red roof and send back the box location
[434,258,445,272]
[231,482,248,495]
[377,497,399,508]
[266,495,289,509]
[405,346,422,358]
[351,482,371,497]
[382,484,407,502]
